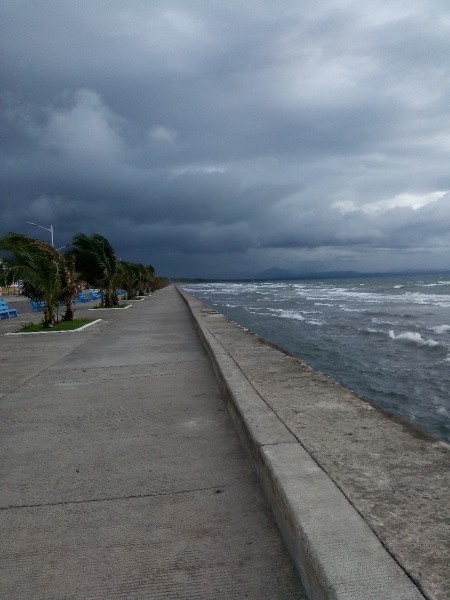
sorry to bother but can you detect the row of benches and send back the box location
[2,288,125,318]
[30,291,103,312]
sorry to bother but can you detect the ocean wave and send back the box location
[297,285,450,307]
[371,318,398,326]
[359,327,385,335]
[244,306,269,316]
[339,305,360,312]
[388,330,447,349]
[264,308,325,325]
[306,319,326,326]
[365,309,397,317]
[267,308,305,321]
[430,325,450,334]
[186,281,450,309]
[419,281,450,287]
[314,302,334,306]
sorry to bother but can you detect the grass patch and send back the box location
[20,318,94,332]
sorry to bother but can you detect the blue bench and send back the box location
[77,292,91,303]
[31,299,46,312]
[0,299,18,319]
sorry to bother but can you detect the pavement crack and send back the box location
[0,484,232,511]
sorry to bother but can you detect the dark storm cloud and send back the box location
[1,1,449,277]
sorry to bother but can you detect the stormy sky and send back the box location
[1,1,449,277]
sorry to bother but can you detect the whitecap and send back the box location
[268,308,305,321]
[306,318,325,326]
[430,325,450,334]
[371,317,398,326]
[264,308,324,325]
[393,285,403,289]
[419,281,450,287]
[339,305,360,312]
[388,330,447,349]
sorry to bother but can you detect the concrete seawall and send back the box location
[178,287,449,600]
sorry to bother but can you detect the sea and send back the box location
[182,273,450,442]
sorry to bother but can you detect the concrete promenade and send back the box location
[0,287,305,599]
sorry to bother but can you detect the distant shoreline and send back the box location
[172,268,450,284]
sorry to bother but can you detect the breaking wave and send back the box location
[265,308,325,325]
[359,327,384,335]
[388,330,447,350]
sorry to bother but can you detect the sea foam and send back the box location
[388,330,446,349]
[430,325,450,334]
[266,308,324,325]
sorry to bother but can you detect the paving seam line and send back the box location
[0,483,234,512]
[0,331,100,399]
[177,287,426,600]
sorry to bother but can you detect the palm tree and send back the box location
[71,233,118,307]
[115,260,136,300]
[115,261,157,299]
[0,233,63,327]
[60,252,78,321]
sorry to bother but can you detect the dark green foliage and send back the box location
[1,230,167,324]
[0,233,62,327]
[116,261,157,299]
[71,233,118,307]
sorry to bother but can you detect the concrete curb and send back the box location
[177,287,425,600]
[5,318,102,335]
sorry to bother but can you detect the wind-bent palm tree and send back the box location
[60,252,78,321]
[71,233,118,307]
[115,261,157,299]
[115,260,136,300]
[0,233,63,327]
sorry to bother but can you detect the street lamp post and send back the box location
[26,221,54,247]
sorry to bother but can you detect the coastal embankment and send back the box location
[178,286,449,600]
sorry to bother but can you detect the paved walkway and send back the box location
[0,287,305,599]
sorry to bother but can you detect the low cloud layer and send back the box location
[1,1,449,277]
